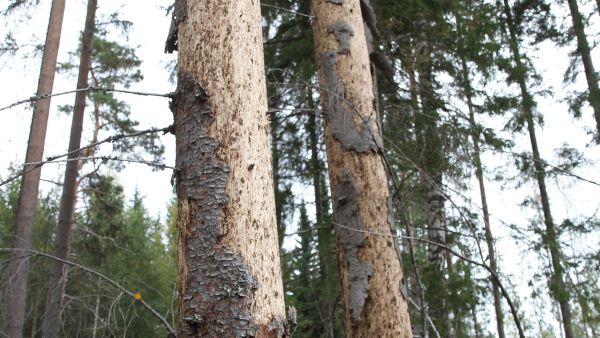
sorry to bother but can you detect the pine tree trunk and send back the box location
[307,89,336,338]
[41,2,96,337]
[311,0,412,336]
[413,22,448,337]
[167,1,292,336]
[454,9,506,332]
[464,70,506,338]
[502,1,574,337]
[566,0,600,141]
[1,1,66,336]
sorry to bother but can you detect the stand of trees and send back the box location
[1,0,600,337]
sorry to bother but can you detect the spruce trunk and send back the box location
[566,0,600,141]
[1,1,66,336]
[311,0,412,336]
[167,1,291,336]
[502,0,574,337]
[41,1,97,337]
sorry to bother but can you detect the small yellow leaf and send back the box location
[133,292,142,301]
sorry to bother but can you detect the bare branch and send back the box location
[0,86,172,112]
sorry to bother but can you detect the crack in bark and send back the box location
[333,169,373,322]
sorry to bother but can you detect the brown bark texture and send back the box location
[311,0,412,336]
[41,1,97,337]
[1,1,66,337]
[168,0,292,337]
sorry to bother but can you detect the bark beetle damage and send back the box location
[164,0,187,53]
[333,169,373,321]
[319,51,382,152]
[172,73,259,337]
[325,0,344,4]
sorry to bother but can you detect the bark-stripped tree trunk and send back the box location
[566,0,600,141]
[1,1,66,336]
[166,1,293,336]
[502,1,574,337]
[311,0,412,336]
[41,1,97,337]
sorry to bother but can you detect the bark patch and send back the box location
[172,73,259,336]
[328,21,354,54]
[165,0,187,53]
[333,169,373,321]
[319,51,382,152]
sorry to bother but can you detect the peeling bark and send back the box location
[312,0,412,336]
[171,1,291,336]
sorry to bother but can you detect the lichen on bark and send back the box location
[172,72,260,337]
[319,51,382,152]
[333,169,373,321]
[328,21,354,54]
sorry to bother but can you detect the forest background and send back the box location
[0,0,600,337]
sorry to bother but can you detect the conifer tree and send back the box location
[1,1,66,336]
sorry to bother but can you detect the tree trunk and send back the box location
[502,1,574,337]
[463,67,506,338]
[413,22,448,337]
[1,1,66,336]
[307,88,336,338]
[311,0,412,336]
[454,8,505,334]
[566,0,600,141]
[41,1,97,337]
[167,1,292,336]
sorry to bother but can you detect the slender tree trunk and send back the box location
[463,65,506,338]
[454,7,505,332]
[566,0,600,141]
[413,22,449,337]
[41,2,97,337]
[311,0,412,336]
[1,1,66,336]
[502,1,574,337]
[167,1,292,336]
[307,88,336,338]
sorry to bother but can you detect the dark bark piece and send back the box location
[333,169,373,321]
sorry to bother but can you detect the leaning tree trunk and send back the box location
[166,1,293,336]
[1,1,66,337]
[502,1,574,337]
[311,0,412,336]
[41,1,97,337]
[566,0,600,141]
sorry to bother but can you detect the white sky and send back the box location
[1,0,600,335]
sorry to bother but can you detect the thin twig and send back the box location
[260,4,313,19]
[0,125,173,188]
[0,86,172,112]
